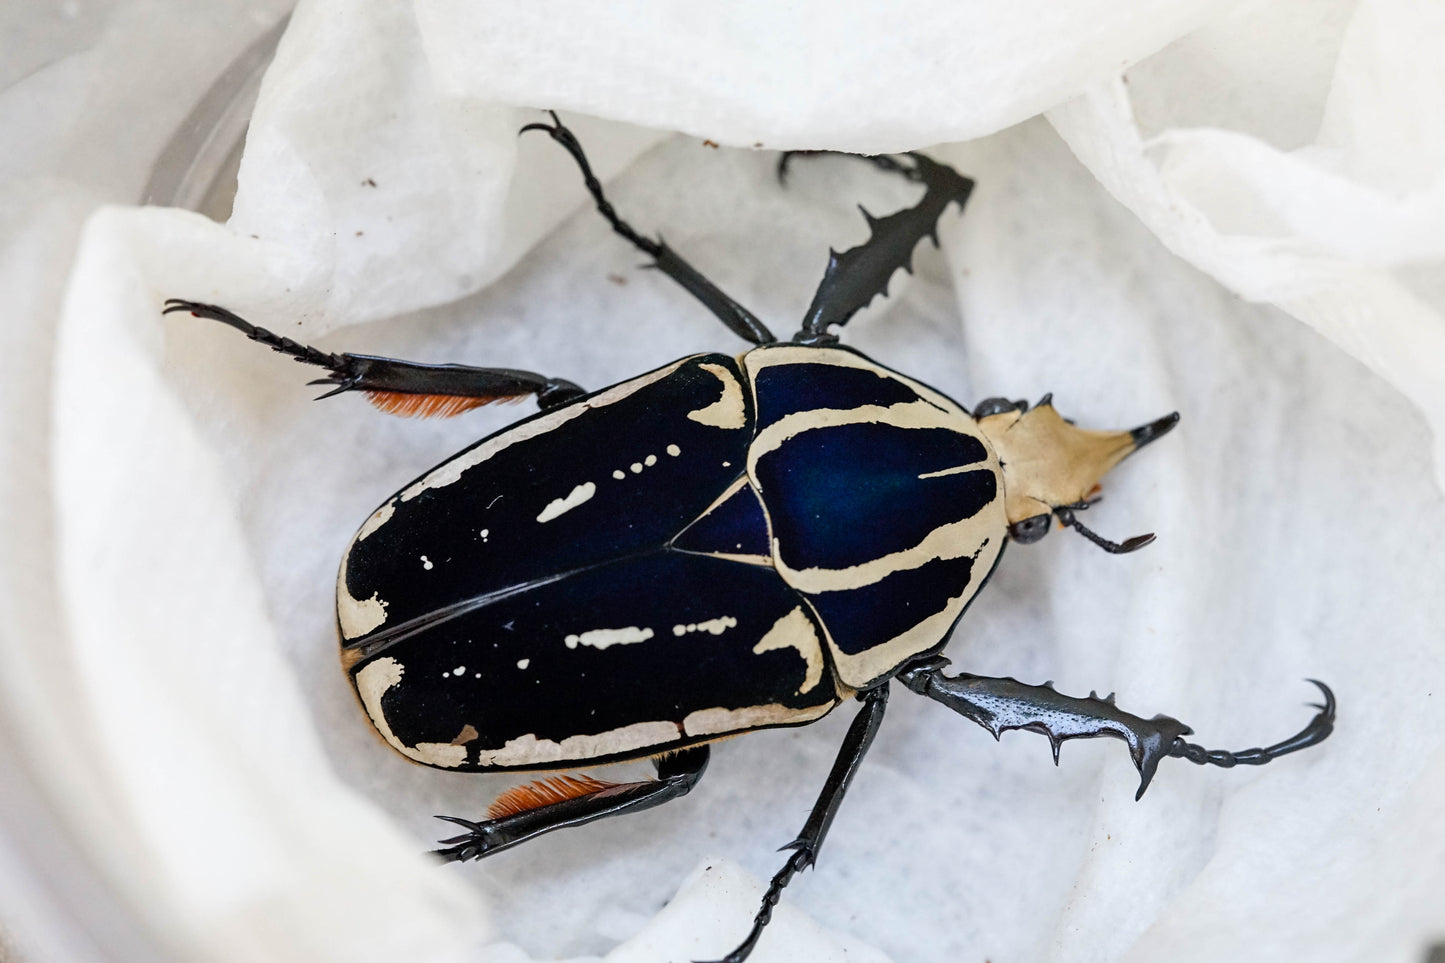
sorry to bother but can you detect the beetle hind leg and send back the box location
[700,685,889,963]
[897,657,1335,799]
[432,745,710,862]
[162,299,586,413]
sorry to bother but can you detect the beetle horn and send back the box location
[1129,411,1180,451]
[1047,409,1179,554]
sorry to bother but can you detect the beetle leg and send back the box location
[432,745,710,863]
[702,684,889,963]
[776,150,921,187]
[896,657,1335,800]
[162,299,586,413]
[787,151,974,343]
[520,112,777,347]
[1166,679,1335,770]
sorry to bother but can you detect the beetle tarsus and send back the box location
[1167,679,1336,769]
[164,299,345,371]
[697,847,814,963]
[703,686,888,963]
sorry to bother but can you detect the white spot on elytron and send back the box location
[355,658,467,768]
[613,469,625,480]
[474,672,481,678]
[630,462,643,473]
[667,444,681,457]
[722,461,731,468]
[687,363,747,429]
[421,556,433,570]
[564,626,654,650]
[671,616,738,637]
[453,665,465,676]
[753,607,824,695]
[645,454,658,467]
[480,528,489,541]
[537,481,597,523]
[517,659,530,670]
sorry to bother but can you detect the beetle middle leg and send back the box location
[432,745,709,862]
[701,684,889,963]
[775,148,974,344]
[897,656,1336,799]
[163,299,586,412]
[521,112,777,347]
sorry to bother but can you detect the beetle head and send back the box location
[974,395,1178,553]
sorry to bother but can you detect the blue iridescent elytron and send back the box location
[164,113,1335,963]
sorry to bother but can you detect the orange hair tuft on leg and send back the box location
[364,391,527,418]
[486,774,623,819]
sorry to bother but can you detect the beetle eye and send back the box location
[1008,514,1052,544]
[975,397,1020,418]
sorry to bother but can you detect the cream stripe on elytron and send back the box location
[687,362,748,429]
[356,654,836,769]
[827,533,1003,688]
[673,474,775,567]
[746,400,1001,594]
[748,397,985,468]
[681,701,834,739]
[775,504,1001,595]
[337,546,388,640]
[355,657,469,768]
[752,606,826,695]
[742,344,972,421]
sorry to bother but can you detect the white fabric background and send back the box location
[2,1,1443,962]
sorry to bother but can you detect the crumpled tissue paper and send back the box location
[2,1,1443,962]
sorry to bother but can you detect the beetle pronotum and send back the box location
[166,113,1334,963]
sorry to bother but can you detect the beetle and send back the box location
[165,113,1334,963]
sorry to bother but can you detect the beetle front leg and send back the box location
[163,300,586,413]
[896,657,1335,799]
[432,745,710,862]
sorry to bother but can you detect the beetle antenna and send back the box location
[1054,507,1154,554]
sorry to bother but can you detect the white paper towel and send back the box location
[2,2,1442,962]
